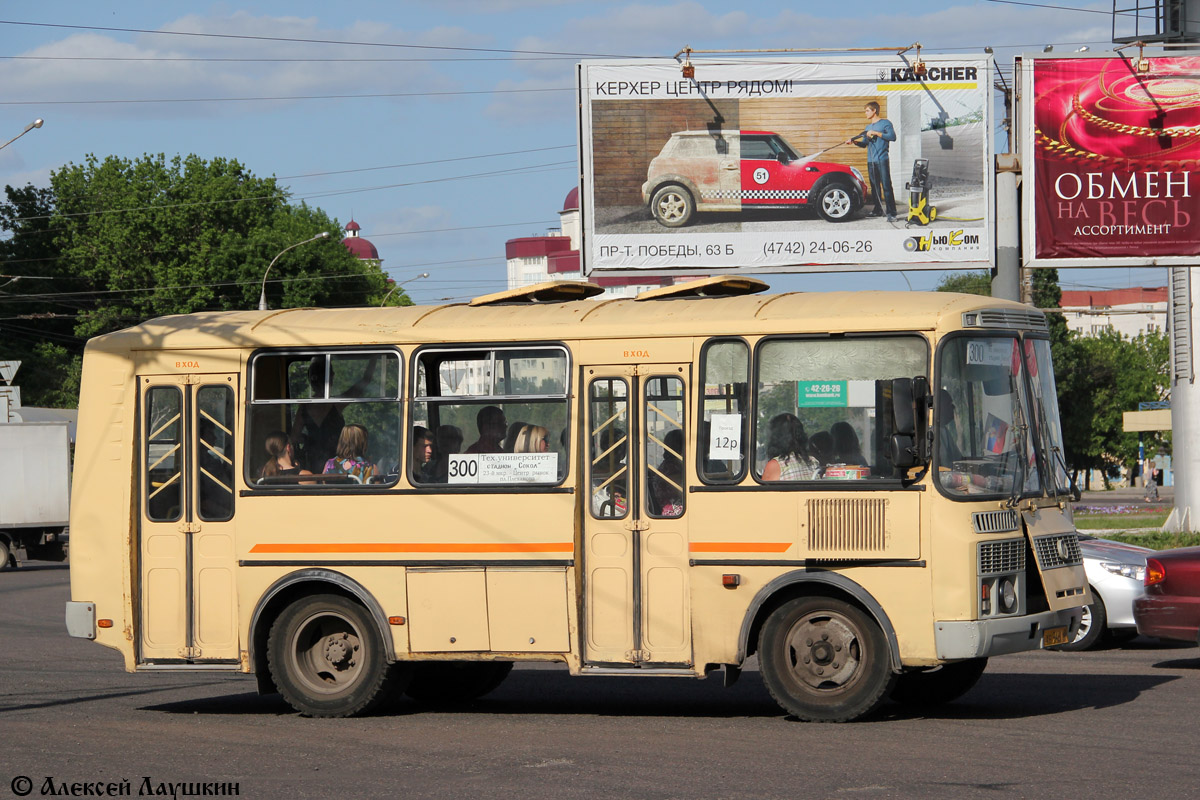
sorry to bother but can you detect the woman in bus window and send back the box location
[323,424,376,483]
[762,413,819,481]
[830,421,867,466]
[513,424,550,453]
[259,431,313,483]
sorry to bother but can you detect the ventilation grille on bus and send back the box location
[807,498,888,552]
[973,509,1020,534]
[962,309,1049,331]
[979,539,1026,576]
[1033,533,1083,568]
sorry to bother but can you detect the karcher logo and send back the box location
[880,66,978,83]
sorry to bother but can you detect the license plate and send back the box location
[1042,626,1068,647]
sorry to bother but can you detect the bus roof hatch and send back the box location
[635,276,769,301]
[469,280,605,306]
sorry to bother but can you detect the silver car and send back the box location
[1052,535,1152,651]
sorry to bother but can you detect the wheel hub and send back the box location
[786,614,861,689]
[323,633,357,669]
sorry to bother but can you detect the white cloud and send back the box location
[0,12,488,119]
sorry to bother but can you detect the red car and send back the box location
[641,130,867,227]
[1134,547,1200,643]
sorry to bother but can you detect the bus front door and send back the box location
[582,366,693,668]
[138,375,240,664]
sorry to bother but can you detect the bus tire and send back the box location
[268,593,399,718]
[405,661,514,705]
[889,658,988,706]
[758,596,894,722]
[0,537,10,571]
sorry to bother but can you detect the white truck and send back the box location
[0,421,71,569]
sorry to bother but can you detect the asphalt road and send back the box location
[3,563,1199,800]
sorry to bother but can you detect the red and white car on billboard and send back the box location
[641,130,867,227]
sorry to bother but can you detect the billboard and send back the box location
[578,56,994,275]
[1023,55,1200,267]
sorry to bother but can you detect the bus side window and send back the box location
[699,339,748,482]
[246,350,403,487]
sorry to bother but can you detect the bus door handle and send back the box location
[624,519,649,532]
[177,522,201,534]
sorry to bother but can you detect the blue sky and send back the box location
[0,1,1168,305]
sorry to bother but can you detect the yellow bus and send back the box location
[65,277,1088,722]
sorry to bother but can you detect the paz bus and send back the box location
[65,277,1088,722]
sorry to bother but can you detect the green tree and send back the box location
[1,153,406,407]
[934,270,992,296]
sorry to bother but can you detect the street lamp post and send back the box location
[258,232,331,311]
[380,272,429,306]
[0,119,44,152]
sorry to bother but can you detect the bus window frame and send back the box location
[749,331,931,489]
[408,341,572,491]
[696,336,752,486]
[243,345,404,492]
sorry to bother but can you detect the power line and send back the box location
[279,145,574,180]
[0,19,643,58]
[0,86,573,106]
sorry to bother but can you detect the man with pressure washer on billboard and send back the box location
[846,101,897,222]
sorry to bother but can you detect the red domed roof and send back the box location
[343,236,379,260]
[345,220,361,232]
[562,186,579,212]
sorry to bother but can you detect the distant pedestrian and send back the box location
[1144,456,1159,502]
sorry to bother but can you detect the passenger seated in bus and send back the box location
[412,426,435,481]
[259,431,313,483]
[808,430,834,469]
[501,420,528,453]
[323,424,376,483]
[830,421,867,466]
[465,405,507,454]
[291,355,380,472]
[513,424,550,453]
[430,424,463,482]
[762,413,819,481]
[649,429,684,517]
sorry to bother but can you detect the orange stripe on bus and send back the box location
[249,542,573,554]
[689,542,793,553]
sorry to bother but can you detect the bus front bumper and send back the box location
[934,607,1082,660]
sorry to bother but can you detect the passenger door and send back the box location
[582,365,692,667]
[138,375,240,663]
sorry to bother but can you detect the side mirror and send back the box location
[890,434,917,468]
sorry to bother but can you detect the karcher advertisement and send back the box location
[578,55,994,275]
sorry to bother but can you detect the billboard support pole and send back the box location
[993,154,1020,302]
[1166,266,1199,532]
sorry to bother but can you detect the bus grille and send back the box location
[972,509,1019,534]
[962,308,1048,331]
[1033,533,1083,568]
[807,498,887,552]
[979,539,1025,575]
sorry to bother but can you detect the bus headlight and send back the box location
[999,577,1017,612]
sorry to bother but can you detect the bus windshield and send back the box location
[1023,338,1070,497]
[936,335,1039,498]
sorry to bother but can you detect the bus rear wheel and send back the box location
[268,594,401,717]
[758,596,894,722]
[405,661,514,705]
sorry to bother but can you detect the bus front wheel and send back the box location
[758,596,894,722]
[268,594,402,717]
